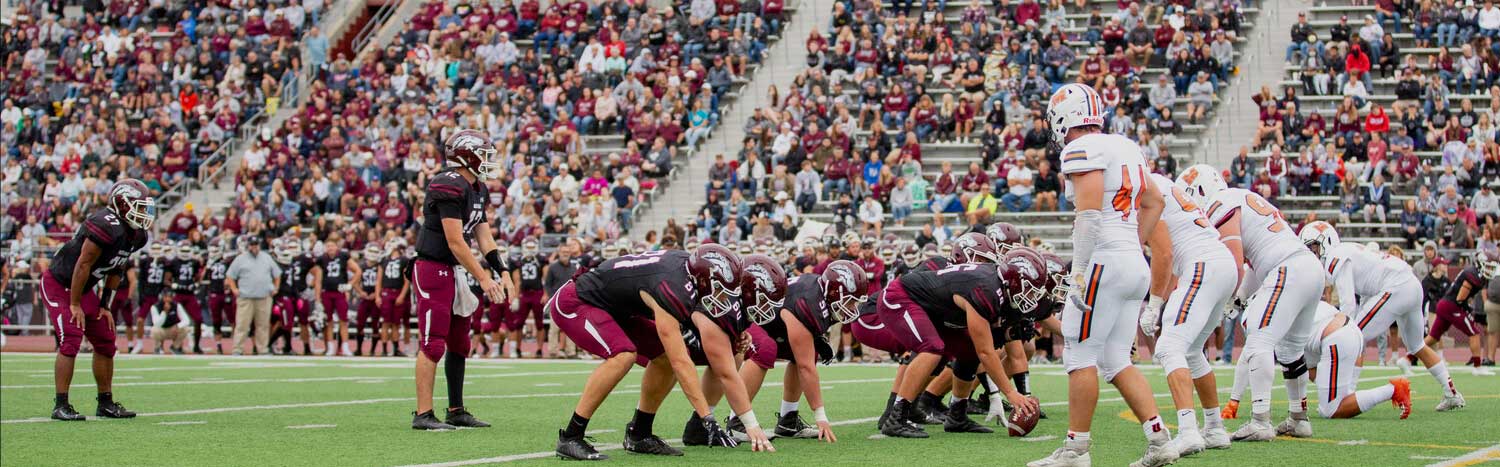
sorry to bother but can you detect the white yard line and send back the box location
[0,370,594,390]
[1427,444,1500,467]
[156,420,207,426]
[287,424,338,429]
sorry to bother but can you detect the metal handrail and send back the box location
[353,0,399,55]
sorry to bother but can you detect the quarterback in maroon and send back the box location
[409,129,511,430]
[42,179,155,421]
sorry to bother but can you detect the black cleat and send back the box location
[942,400,993,433]
[624,425,683,456]
[95,400,136,419]
[682,413,709,446]
[51,404,85,421]
[909,402,948,425]
[879,411,929,438]
[969,396,989,415]
[412,411,457,430]
[557,430,608,460]
[774,410,820,438]
[445,407,491,427]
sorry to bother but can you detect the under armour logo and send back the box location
[439,270,450,277]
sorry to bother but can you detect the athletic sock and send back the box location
[780,400,800,418]
[1065,431,1091,451]
[1285,373,1309,414]
[975,373,993,397]
[97,391,113,404]
[1407,354,1419,365]
[1176,408,1199,434]
[1428,361,1457,396]
[1248,352,1274,415]
[885,392,898,413]
[629,408,656,436]
[1012,371,1030,395]
[1142,416,1170,443]
[1470,356,1482,368]
[564,412,590,438]
[1355,384,1396,412]
[1202,407,1224,429]
[55,393,68,408]
[444,351,466,409]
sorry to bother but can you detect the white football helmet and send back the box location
[1176,164,1227,209]
[1298,220,1340,257]
[1046,83,1107,145]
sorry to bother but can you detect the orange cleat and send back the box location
[1390,378,1412,420]
[1223,399,1239,419]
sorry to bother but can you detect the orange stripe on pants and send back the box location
[1259,267,1288,329]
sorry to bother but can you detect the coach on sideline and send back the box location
[227,236,282,355]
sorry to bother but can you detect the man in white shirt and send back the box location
[1480,1,1500,37]
[858,196,884,233]
[1002,163,1035,212]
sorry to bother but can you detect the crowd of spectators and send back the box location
[2,0,324,254]
[650,0,1243,245]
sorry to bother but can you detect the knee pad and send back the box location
[1280,356,1308,380]
[949,358,979,381]
[420,339,447,362]
[1187,352,1213,380]
[930,356,951,377]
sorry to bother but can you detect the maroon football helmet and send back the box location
[688,244,743,317]
[1000,248,1050,317]
[986,222,1023,254]
[951,232,999,264]
[820,260,868,324]
[1039,251,1070,303]
[444,129,501,179]
[900,243,922,268]
[108,178,156,230]
[740,254,788,325]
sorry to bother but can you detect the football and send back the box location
[1008,402,1041,437]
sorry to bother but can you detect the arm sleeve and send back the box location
[1071,209,1102,276]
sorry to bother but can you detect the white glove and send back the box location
[1066,273,1089,311]
[983,393,1007,425]
[1225,297,1247,322]
[1140,295,1164,337]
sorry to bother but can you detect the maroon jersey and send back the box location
[49,210,147,290]
[416,170,489,265]
[575,250,699,322]
[898,263,1006,328]
[1442,266,1485,304]
[759,274,835,361]
[319,252,350,292]
[513,253,547,290]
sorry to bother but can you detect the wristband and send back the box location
[739,410,760,430]
[484,249,504,272]
[1219,235,1242,243]
[813,407,828,423]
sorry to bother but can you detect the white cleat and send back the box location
[1203,427,1232,449]
[340,344,353,357]
[1395,357,1413,376]
[1436,393,1467,412]
[130,345,143,355]
[1275,415,1312,438]
[1474,366,1496,376]
[1168,429,1206,457]
[1129,441,1179,467]
[1231,419,1276,442]
[324,346,335,356]
[1028,447,1092,467]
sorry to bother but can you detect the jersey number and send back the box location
[1112,165,1147,221]
[936,264,979,275]
[614,251,668,269]
[1170,186,1211,228]
[1245,193,1289,233]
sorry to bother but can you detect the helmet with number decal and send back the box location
[1046,83,1107,146]
[740,254,789,325]
[1038,251,1070,303]
[108,178,157,231]
[952,232,999,264]
[1176,164,1227,209]
[688,244,743,318]
[444,129,501,179]
[1298,221,1340,258]
[1000,248,1050,318]
[986,222,1024,253]
[820,260,869,324]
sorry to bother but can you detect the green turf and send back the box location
[1,353,1496,466]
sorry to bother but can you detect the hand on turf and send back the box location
[816,420,837,443]
[984,393,1007,425]
[69,304,85,328]
[1007,390,1038,419]
[745,426,776,452]
[702,416,739,448]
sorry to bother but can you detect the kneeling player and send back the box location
[696,257,868,443]
[1303,302,1412,419]
[551,245,775,460]
[868,259,1042,438]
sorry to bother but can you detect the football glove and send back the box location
[983,393,1007,425]
[702,415,739,448]
[1225,296,1247,322]
[1140,295,1164,337]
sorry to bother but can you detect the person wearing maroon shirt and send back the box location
[1079,48,1107,88]
[823,152,852,198]
[536,8,563,51]
[518,0,540,36]
[167,207,198,241]
[932,161,959,213]
[1102,20,1127,54]
[960,162,991,206]
[882,87,909,129]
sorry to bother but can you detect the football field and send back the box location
[1,353,1497,466]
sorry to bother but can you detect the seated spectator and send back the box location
[857,196,884,235]
[965,189,999,226]
[1364,174,1392,223]
[1034,160,1061,211]
[931,161,960,213]
[1003,162,1035,213]
[890,177,913,227]
[1340,174,1365,223]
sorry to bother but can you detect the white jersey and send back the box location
[1204,188,1310,279]
[1304,301,1347,356]
[1321,243,1416,298]
[1061,133,1150,251]
[1149,174,1232,275]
